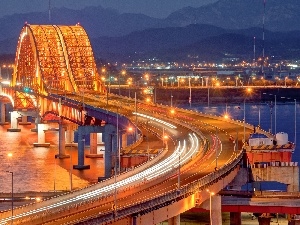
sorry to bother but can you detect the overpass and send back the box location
[0,24,296,225]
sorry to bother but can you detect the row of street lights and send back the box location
[1,152,13,224]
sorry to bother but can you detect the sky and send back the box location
[0,0,218,19]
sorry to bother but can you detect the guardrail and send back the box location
[0,94,244,224]
[73,150,243,224]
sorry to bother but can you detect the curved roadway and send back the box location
[0,93,253,225]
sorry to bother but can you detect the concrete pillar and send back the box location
[168,215,180,225]
[73,126,90,170]
[31,114,41,132]
[122,133,127,148]
[86,133,103,158]
[211,195,222,225]
[90,133,97,154]
[127,132,134,146]
[0,102,8,125]
[230,212,241,225]
[19,115,31,125]
[65,124,77,147]
[33,124,50,147]
[97,132,105,155]
[7,111,21,132]
[258,215,272,225]
[57,122,69,158]
[102,124,117,178]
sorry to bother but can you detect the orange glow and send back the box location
[7,153,13,158]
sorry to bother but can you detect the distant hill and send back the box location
[1,0,300,62]
[166,0,300,32]
[91,24,300,62]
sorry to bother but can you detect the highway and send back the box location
[0,92,248,225]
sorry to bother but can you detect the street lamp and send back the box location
[215,127,218,169]
[177,149,181,192]
[295,99,297,146]
[118,70,126,95]
[263,93,276,134]
[206,189,214,225]
[281,97,297,146]
[112,124,133,218]
[70,142,73,191]
[146,120,150,161]
[244,88,252,143]
[6,171,13,224]
[189,76,192,108]
[163,132,169,150]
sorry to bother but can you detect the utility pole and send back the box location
[48,0,51,23]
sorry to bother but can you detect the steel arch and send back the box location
[13,23,106,95]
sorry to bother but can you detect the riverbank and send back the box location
[113,86,300,105]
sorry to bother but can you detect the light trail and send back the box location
[0,132,200,224]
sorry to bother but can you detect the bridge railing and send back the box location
[67,111,243,224]
[73,150,243,224]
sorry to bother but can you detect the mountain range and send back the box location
[0,0,300,62]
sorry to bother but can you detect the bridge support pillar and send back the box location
[0,102,8,125]
[65,124,77,147]
[230,212,241,225]
[73,126,90,170]
[19,115,31,125]
[56,121,70,159]
[258,214,272,225]
[33,124,50,147]
[7,111,21,132]
[122,132,128,148]
[31,114,41,132]
[211,195,222,225]
[86,133,103,158]
[103,124,117,178]
[168,215,180,225]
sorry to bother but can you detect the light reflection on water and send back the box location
[1,102,298,193]
[188,102,299,163]
[0,124,104,193]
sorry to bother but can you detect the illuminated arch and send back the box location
[13,23,106,95]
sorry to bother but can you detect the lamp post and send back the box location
[215,127,218,169]
[118,70,126,96]
[281,97,297,146]
[263,93,277,134]
[6,171,13,224]
[163,131,169,150]
[295,99,297,146]
[243,88,252,143]
[54,155,57,191]
[243,98,246,142]
[189,76,191,108]
[146,120,150,161]
[206,189,214,225]
[70,142,73,191]
[177,151,181,192]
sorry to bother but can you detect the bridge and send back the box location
[0,24,297,225]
